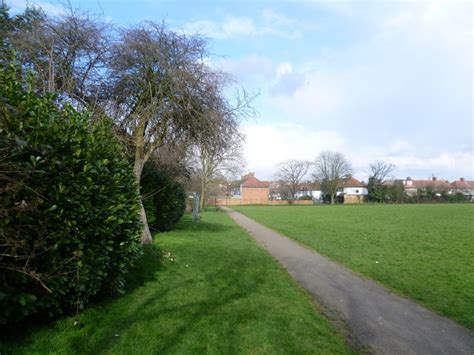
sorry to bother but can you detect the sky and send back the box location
[10,0,474,181]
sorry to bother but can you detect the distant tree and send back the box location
[367,161,396,202]
[312,151,352,204]
[386,181,406,203]
[370,161,396,182]
[275,159,311,200]
[192,122,245,211]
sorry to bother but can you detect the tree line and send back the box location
[275,151,397,204]
[275,152,470,204]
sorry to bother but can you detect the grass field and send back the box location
[1,211,353,354]
[233,204,474,330]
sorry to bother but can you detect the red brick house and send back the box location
[232,173,271,204]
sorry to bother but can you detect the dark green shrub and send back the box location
[141,161,186,232]
[0,62,142,324]
[298,195,313,200]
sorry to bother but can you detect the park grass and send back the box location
[0,211,353,354]
[233,204,474,330]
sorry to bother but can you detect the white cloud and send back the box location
[215,55,276,83]
[276,62,293,78]
[261,8,295,26]
[243,124,345,180]
[245,1,472,180]
[385,151,474,180]
[182,9,300,39]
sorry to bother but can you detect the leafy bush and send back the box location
[141,161,186,232]
[0,62,142,324]
[298,195,313,200]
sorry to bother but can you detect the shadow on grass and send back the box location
[173,217,232,234]
[124,244,163,292]
[0,244,164,346]
[64,266,263,354]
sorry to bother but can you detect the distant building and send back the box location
[231,173,271,204]
[449,178,474,200]
[295,182,322,201]
[292,176,368,204]
[339,175,368,204]
[401,176,451,195]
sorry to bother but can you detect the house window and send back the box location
[355,189,359,194]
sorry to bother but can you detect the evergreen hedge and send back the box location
[0,62,142,324]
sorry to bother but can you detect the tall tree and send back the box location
[105,23,246,243]
[4,5,252,243]
[312,151,352,204]
[275,159,311,200]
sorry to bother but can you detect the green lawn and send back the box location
[233,204,474,330]
[1,211,353,354]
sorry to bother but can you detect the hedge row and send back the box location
[0,63,142,323]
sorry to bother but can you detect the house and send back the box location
[400,176,451,196]
[449,178,474,200]
[339,175,368,203]
[295,182,322,201]
[292,176,367,204]
[231,173,271,204]
[269,181,283,200]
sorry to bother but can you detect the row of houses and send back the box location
[211,173,474,205]
[392,177,474,197]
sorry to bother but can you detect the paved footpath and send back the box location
[223,207,474,355]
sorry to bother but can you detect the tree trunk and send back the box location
[133,135,153,244]
[138,198,153,244]
[330,194,335,204]
[199,177,206,212]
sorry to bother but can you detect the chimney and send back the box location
[432,176,437,181]
[460,177,465,181]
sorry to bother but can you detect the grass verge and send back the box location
[1,210,353,354]
[233,204,474,330]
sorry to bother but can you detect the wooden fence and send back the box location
[208,198,313,206]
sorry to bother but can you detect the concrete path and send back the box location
[223,207,474,355]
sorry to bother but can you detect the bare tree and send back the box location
[369,161,395,183]
[192,123,245,211]
[367,160,396,202]
[105,23,250,243]
[312,151,352,204]
[7,6,109,111]
[275,159,311,200]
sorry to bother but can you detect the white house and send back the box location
[295,183,322,201]
[338,175,368,203]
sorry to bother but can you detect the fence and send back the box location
[208,198,313,206]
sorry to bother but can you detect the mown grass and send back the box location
[233,204,474,330]
[1,211,353,354]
